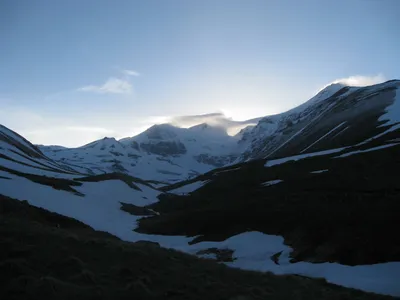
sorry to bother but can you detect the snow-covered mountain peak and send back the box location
[235,79,400,162]
[234,124,256,139]
[189,122,212,131]
[238,83,349,145]
[80,136,125,152]
[120,122,237,157]
[122,124,181,143]
[188,122,229,137]
[316,82,346,95]
[285,83,350,117]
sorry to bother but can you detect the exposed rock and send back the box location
[194,154,237,167]
[140,140,187,156]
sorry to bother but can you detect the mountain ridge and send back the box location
[1,79,400,296]
[13,79,400,183]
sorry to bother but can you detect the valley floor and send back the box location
[2,170,400,297]
[0,194,396,300]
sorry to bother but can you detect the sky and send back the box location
[1,0,399,147]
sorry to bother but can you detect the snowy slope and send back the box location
[235,80,400,161]
[0,125,166,240]
[379,85,400,125]
[2,79,400,296]
[0,125,87,178]
[81,137,127,153]
[235,84,350,155]
[40,123,241,184]
[1,159,399,296]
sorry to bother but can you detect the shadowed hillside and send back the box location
[137,128,400,266]
[0,194,395,300]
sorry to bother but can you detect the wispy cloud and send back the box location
[123,69,140,77]
[169,113,228,127]
[78,77,132,94]
[165,112,260,136]
[330,74,387,87]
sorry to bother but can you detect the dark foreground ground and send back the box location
[0,195,396,300]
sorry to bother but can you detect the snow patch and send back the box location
[330,125,350,140]
[214,167,241,175]
[356,123,400,146]
[265,101,339,159]
[169,180,211,195]
[197,253,218,260]
[2,173,400,296]
[301,122,346,153]
[265,147,347,167]
[334,143,399,158]
[186,231,400,297]
[378,87,400,125]
[310,169,329,174]
[265,126,306,158]
[0,172,190,248]
[261,179,283,187]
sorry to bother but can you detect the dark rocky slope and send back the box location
[137,126,400,266]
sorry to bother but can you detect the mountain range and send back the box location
[37,116,254,184]
[36,80,400,184]
[1,79,400,299]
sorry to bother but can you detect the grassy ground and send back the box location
[137,133,400,266]
[0,194,396,300]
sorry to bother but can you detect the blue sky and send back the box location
[1,0,399,146]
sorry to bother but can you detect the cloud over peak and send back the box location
[167,112,261,136]
[331,74,387,87]
[170,113,228,127]
[317,74,387,94]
